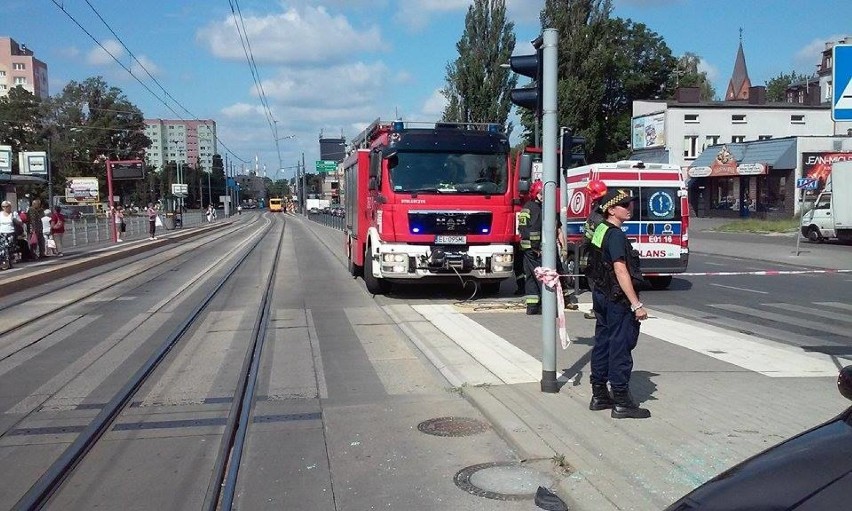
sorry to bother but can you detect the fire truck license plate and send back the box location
[435,235,467,245]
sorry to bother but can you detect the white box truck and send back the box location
[801,160,852,242]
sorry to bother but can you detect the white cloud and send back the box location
[420,88,447,117]
[395,0,469,31]
[698,58,718,83]
[794,35,846,71]
[196,5,384,65]
[260,61,391,109]
[86,39,124,66]
[59,46,80,59]
[130,55,160,77]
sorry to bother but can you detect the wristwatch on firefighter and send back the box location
[630,302,644,312]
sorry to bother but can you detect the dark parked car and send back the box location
[666,365,852,510]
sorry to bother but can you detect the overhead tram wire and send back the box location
[49,0,250,165]
[229,0,278,139]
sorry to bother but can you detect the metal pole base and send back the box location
[541,370,558,393]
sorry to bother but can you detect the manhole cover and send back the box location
[454,462,554,501]
[417,416,489,437]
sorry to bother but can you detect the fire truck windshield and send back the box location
[389,151,508,195]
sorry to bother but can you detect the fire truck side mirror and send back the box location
[518,153,533,180]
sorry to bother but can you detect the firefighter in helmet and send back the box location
[581,179,608,319]
[586,189,651,419]
[583,179,608,242]
[518,180,544,314]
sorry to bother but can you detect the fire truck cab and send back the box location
[343,120,516,295]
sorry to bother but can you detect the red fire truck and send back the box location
[343,120,517,295]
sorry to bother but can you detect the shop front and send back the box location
[687,140,796,219]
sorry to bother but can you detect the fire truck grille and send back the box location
[408,211,492,235]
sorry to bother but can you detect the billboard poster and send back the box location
[631,112,666,150]
[65,177,100,204]
[19,151,47,175]
[0,145,11,173]
[801,152,852,188]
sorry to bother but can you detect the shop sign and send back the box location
[801,151,852,185]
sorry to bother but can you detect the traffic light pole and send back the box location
[540,28,559,393]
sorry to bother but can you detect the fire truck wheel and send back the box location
[347,243,363,277]
[364,245,391,295]
[648,276,672,290]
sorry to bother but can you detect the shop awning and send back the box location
[0,173,48,184]
[688,138,797,178]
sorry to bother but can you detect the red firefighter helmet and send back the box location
[529,180,544,198]
[586,179,608,201]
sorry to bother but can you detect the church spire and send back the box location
[726,29,752,101]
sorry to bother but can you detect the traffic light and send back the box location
[560,129,587,171]
[509,36,543,115]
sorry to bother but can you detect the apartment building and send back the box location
[628,36,852,218]
[0,37,49,99]
[143,119,217,171]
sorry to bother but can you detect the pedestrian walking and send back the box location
[586,189,651,419]
[50,205,66,256]
[112,205,125,242]
[146,203,158,240]
[1,200,23,268]
[41,209,55,256]
[26,199,45,259]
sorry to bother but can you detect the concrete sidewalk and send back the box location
[391,300,850,510]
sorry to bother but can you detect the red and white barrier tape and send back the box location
[551,268,852,278]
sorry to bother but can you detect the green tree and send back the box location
[0,86,45,161]
[766,71,809,102]
[45,77,151,203]
[668,52,716,101]
[441,0,517,131]
[523,0,677,161]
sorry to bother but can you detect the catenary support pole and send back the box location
[540,27,559,393]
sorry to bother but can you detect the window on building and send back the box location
[732,114,746,123]
[0,85,6,91]
[13,63,25,70]
[703,135,720,149]
[732,135,745,143]
[14,77,26,85]
[685,114,699,123]
[711,177,737,210]
[683,135,698,159]
[0,70,5,77]
[758,135,772,141]
[791,114,805,124]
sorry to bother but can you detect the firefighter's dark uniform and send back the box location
[518,197,543,314]
[586,199,651,419]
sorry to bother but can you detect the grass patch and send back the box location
[713,218,800,233]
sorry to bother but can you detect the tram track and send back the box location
[0,216,263,355]
[8,216,285,510]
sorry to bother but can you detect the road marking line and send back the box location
[642,311,844,377]
[763,303,852,324]
[709,283,768,294]
[815,301,852,312]
[412,304,540,384]
[711,303,851,338]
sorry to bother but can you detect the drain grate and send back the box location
[417,416,489,437]
[454,462,554,501]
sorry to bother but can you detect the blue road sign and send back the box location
[832,44,852,121]
[796,177,819,190]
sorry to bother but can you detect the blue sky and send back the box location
[3,0,851,180]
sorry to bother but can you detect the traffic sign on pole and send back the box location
[315,160,337,173]
[832,44,852,121]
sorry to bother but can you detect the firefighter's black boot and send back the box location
[526,303,541,315]
[514,278,525,296]
[589,384,614,411]
[610,388,650,419]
